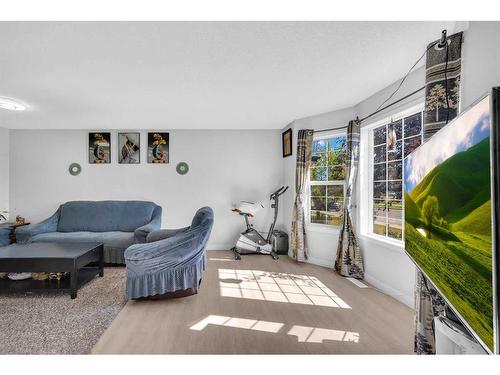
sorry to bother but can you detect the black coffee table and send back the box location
[0,242,104,299]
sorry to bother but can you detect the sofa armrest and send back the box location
[16,208,60,244]
[134,208,162,243]
[146,227,190,243]
[126,226,204,262]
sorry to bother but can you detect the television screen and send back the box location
[404,91,498,353]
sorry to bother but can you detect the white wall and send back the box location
[9,129,283,250]
[461,22,500,109]
[0,127,9,220]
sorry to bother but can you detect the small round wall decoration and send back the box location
[68,163,82,176]
[176,162,189,175]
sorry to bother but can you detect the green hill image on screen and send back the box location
[405,136,493,352]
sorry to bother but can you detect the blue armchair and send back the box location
[125,207,214,300]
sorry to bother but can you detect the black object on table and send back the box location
[0,242,104,299]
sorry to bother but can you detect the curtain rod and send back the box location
[314,85,425,133]
[358,85,425,123]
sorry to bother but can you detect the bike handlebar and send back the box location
[270,186,289,199]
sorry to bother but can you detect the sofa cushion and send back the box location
[57,200,158,232]
[32,231,135,250]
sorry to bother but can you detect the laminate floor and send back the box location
[92,250,414,354]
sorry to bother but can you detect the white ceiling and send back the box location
[0,21,457,130]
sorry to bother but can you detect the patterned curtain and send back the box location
[414,270,447,354]
[291,129,313,262]
[334,119,364,279]
[415,31,463,354]
[423,32,463,140]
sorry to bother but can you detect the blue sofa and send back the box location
[124,207,214,299]
[0,227,10,247]
[16,201,162,264]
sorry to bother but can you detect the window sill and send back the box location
[306,223,341,234]
[358,233,405,254]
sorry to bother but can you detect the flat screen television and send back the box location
[404,87,500,354]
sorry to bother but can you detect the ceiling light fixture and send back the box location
[0,97,26,111]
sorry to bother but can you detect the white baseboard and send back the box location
[304,256,334,269]
[294,256,414,308]
[364,273,414,309]
[285,250,334,269]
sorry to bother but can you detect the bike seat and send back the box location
[232,201,264,217]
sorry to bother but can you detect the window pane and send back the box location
[311,210,326,224]
[387,200,403,217]
[327,197,344,213]
[311,185,326,196]
[393,120,403,140]
[312,153,327,166]
[373,126,386,146]
[387,160,402,180]
[371,111,423,240]
[388,219,403,240]
[404,136,421,157]
[327,185,343,197]
[328,136,347,151]
[327,149,346,165]
[310,166,327,181]
[312,139,327,153]
[373,163,386,181]
[388,181,402,200]
[404,113,422,138]
[387,122,400,150]
[374,144,386,163]
[310,134,347,227]
[388,140,402,161]
[328,165,345,180]
[373,217,387,236]
[373,181,387,199]
[373,199,387,218]
[326,213,342,226]
[311,197,326,211]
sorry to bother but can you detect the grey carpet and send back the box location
[0,268,126,354]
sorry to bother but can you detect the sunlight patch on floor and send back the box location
[288,325,360,343]
[218,269,351,308]
[190,315,283,333]
[189,315,360,344]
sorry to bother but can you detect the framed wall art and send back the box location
[282,128,292,157]
[88,132,111,164]
[118,132,140,164]
[147,132,169,164]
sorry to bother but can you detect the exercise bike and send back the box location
[231,186,289,260]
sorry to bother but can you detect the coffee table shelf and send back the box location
[0,242,104,299]
[0,267,100,295]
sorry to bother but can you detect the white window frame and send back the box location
[306,129,347,232]
[359,102,425,246]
